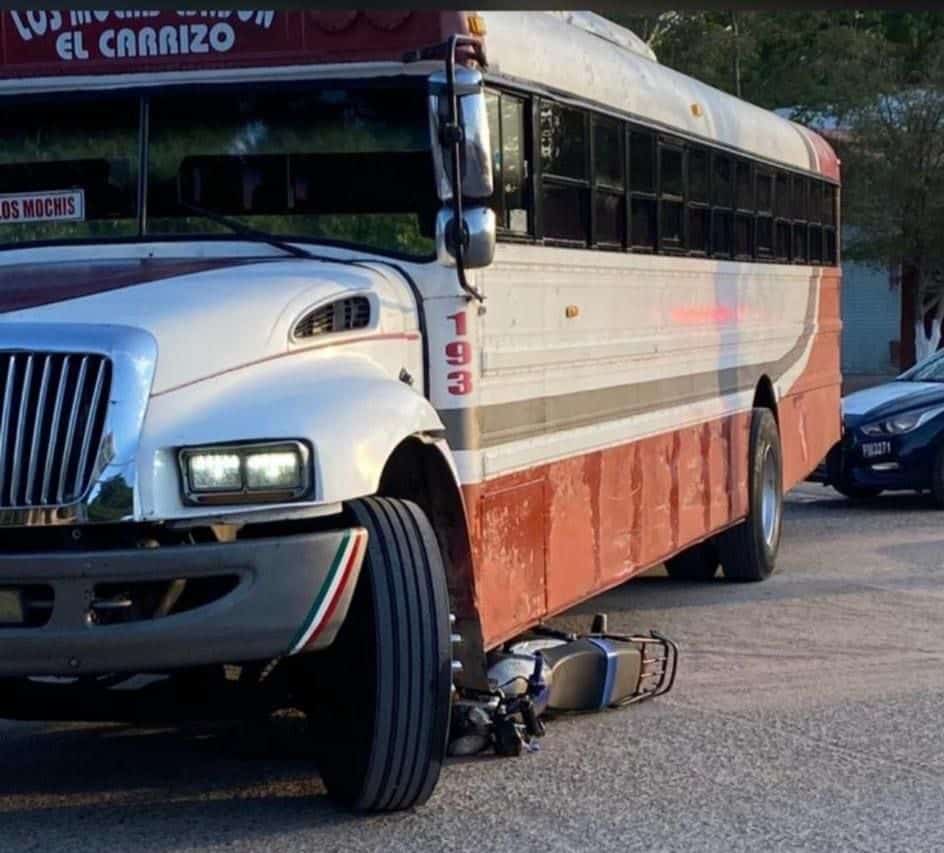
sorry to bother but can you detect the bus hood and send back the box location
[0,255,413,395]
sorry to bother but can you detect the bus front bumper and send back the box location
[0,528,366,678]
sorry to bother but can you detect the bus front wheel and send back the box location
[718,408,783,582]
[305,497,452,812]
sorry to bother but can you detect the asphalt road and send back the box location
[3,483,944,852]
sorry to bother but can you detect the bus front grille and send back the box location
[0,352,112,509]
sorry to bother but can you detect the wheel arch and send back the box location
[753,374,779,423]
[375,434,488,689]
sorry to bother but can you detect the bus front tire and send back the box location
[308,497,452,812]
[719,408,783,582]
[665,541,719,581]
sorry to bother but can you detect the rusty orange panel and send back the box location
[476,478,547,646]
[471,410,761,648]
[780,384,841,489]
[677,424,708,546]
[727,412,751,520]
[545,452,600,613]
[705,418,732,529]
[598,442,640,585]
[637,432,677,566]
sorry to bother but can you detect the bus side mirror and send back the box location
[428,68,494,202]
[436,207,496,269]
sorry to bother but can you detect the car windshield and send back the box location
[898,349,944,382]
[0,82,438,259]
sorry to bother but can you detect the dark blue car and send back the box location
[815,350,944,504]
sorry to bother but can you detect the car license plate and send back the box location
[0,589,25,625]
[862,441,891,459]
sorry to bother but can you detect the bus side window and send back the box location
[486,92,504,226]
[591,114,625,249]
[756,169,774,259]
[659,140,685,252]
[734,160,754,259]
[539,100,589,244]
[808,180,824,264]
[710,153,733,258]
[824,183,838,264]
[792,177,808,262]
[629,127,656,251]
[486,91,531,236]
[687,146,709,255]
[775,171,791,262]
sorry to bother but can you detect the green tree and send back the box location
[841,58,944,359]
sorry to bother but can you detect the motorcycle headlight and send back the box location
[179,441,311,505]
[861,405,944,436]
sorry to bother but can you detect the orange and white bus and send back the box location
[0,10,839,811]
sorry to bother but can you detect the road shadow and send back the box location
[0,716,383,850]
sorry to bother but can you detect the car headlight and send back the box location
[861,405,944,436]
[179,441,311,505]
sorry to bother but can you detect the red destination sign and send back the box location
[0,10,478,79]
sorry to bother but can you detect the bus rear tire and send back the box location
[719,408,783,583]
[665,541,719,581]
[308,497,452,812]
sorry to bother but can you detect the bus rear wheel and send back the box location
[665,541,719,581]
[719,408,783,582]
[305,497,452,812]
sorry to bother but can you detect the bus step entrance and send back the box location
[449,615,678,757]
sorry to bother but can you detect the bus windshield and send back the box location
[0,82,438,259]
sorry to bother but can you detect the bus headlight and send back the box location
[179,441,311,505]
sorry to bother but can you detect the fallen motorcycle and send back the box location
[449,614,678,757]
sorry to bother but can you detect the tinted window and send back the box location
[736,161,753,210]
[629,130,655,193]
[593,117,624,189]
[776,220,791,260]
[661,200,684,248]
[689,147,709,203]
[809,224,823,262]
[757,215,773,256]
[793,222,807,260]
[757,171,773,213]
[689,206,708,253]
[543,183,588,242]
[712,209,732,256]
[712,155,733,207]
[631,196,656,248]
[775,172,790,218]
[792,178,807,220]
[735,212,753,257]
[540,102,586,179]
[594,191,625,246]
[661,146,684,198]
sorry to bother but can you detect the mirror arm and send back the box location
[444,33,486,304]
